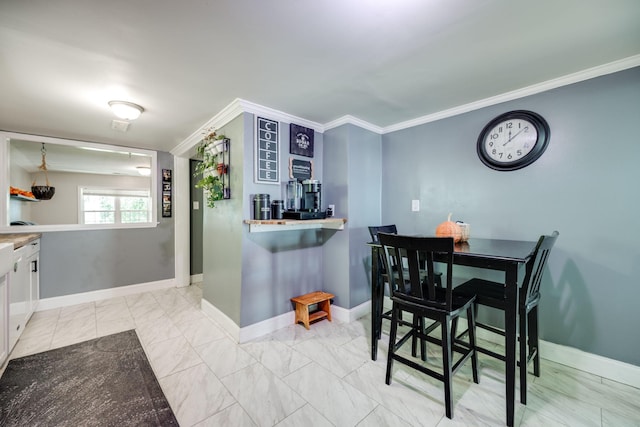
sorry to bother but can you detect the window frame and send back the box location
[0,130,159,233]
[79,186,152,225]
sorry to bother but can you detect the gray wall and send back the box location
[39,150,175,297]
[198,68,640,367]
[239,114,328,326]
[201,113,343,328]
[202,116,246,325]
[380,67,640,365]
[190,159,203,275]
[323,124,382,308]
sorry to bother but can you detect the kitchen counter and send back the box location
[0,233,42,250]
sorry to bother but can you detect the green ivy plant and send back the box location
[194,130,227,208]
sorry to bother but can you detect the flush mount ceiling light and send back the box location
[108,100,144,121]
[136,166,151,176]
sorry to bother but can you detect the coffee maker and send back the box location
[301,179,321,212]
[282,178,326,220]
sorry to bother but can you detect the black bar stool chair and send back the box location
[379,232,479,419]
[453,231,559,405]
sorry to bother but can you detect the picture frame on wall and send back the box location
[289,123,314,158]
[255,116,280,184]
[162,168,172,217]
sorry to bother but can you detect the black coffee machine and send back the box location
[301,179,321,212]
[282,178,327,220]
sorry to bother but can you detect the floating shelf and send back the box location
[10,195,39,202]
[244,218,347,233]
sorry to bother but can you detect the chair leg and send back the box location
[451,317,458,344]
[386,303,399,385]
[441,316,454,419]
[467,306,479,384]
[411,314,419,357]
[519,306,528,405]
[529,307,540,377]
[419,317,427,361]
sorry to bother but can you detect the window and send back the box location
[80,187,151,225]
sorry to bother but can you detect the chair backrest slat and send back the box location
[369,225,398,276]
[368,225,398,243]
[378,232,455,312]
[522,231,559,305]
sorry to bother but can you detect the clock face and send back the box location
[477,111,550,171]
[482,118,538,163]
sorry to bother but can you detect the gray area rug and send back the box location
[0,330,178,426]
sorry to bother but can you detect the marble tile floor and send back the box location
[3,283,640,427]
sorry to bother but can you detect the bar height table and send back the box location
[368,237,537,427]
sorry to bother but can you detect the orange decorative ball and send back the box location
[435,213,463,243]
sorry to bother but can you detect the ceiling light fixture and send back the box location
[136,166,151,176]
[108,100,144,121]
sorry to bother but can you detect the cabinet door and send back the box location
[9,252,29,351]
[28,251,39,314]
[0,274,8,365]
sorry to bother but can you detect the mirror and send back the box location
[1,131,157,231]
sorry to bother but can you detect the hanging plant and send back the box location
[31,143,56,200]
[194,129,227,208]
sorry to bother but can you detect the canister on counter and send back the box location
[253,194,271,220]
[271,200,284,219]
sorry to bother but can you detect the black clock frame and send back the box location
[477,110,550,171]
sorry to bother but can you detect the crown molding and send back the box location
[324,115,383,134]
[236,99,324,133]
[172,98,324,156]
[383,54,640,134]
[173,54,640,153]
[171,98,245,156]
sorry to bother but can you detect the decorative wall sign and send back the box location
[289,123,314,158]
[162,169,172,218]
[255,117,279,184]
[289,157,313,181]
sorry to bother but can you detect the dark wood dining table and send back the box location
[368,237,537,427]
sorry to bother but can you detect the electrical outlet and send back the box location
[193,201,199,210]
[329,204,335,212]
[411,199,420,212]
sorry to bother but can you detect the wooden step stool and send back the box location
[291,291,335,330]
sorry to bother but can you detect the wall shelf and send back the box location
[10,195,39,202]
[244,218,346,233]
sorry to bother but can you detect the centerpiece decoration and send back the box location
[435,213,463,242]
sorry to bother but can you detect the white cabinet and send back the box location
[8,239,39,352]
[0,274,7,365]
[27,241,39,314]
[0,242,14,366]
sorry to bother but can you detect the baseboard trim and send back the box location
[333,299,370,323]
[36,279,176,311]
[200,298,242,342]
[470,320,640,389]
[200,298,296,344]
[200,299,368,344]
[539,340,640,389]
[190,274,203,284]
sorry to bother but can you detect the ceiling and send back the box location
[1,0,639,153]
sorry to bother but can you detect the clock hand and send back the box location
[503,126,528,146]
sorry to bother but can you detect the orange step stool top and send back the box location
[290,291,335,329]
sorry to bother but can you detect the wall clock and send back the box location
[477,110,550,171]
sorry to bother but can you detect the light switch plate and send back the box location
[193,201,199,210]
[411,199,420,212]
